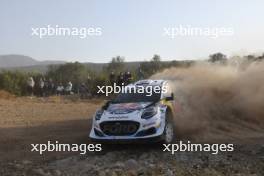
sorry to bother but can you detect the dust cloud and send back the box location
[152,60,264,141]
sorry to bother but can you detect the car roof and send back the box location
[132,79,166,87]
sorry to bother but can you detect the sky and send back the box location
[0,0,263,62]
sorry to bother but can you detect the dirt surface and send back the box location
[0,96,102,162]
[0,96,264,176]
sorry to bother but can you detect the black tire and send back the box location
[161,110,175,143]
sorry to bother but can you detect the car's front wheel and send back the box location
[161,111,175,143]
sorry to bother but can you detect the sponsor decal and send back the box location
[108,116,128,119]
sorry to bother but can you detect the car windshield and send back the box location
[113,86,161,103]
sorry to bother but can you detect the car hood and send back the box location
[107,102,152,114]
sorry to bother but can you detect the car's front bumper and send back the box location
[90,134,164,143]
[89,118,166,143]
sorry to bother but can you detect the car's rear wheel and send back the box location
[161,111,175,143]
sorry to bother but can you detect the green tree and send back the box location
[209,53,227,63]
[106,56,125,72]
[152,54,161,62]
[0,71,29,95]
[151,54,162,73]
[46,62,90,86]
[140,54,162,77]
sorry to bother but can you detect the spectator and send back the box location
[86,75,93,96]
[38,78,45,97]
[124,70,132,85]
[137,67,144,80]
[65,81,73,95]
[27,77,35,96]
[48,78,55,95]
[109,71,116,86]
[56,83,64,95]
[79,83,88,99]
[43,78,49,97]
[116,72,124,86]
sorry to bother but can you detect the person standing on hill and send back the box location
[86,74,92,96]
[79,83,88,99]
[48,78,55,95]
[43,78,49,97]
[56,83,64,96]
[65,81,73,95]
[38,78,45,97]
[109,71,116,86]
[27,77,35,96]
[137,67,144,80]
[124,70,132,85]
[116,72,124,87]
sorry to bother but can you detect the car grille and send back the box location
[100,121,140,136]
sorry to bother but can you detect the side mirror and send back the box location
[165,93,174,101]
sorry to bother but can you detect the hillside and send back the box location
[0,54,191,73]
[0,54,144,73]
[0,55,65,68]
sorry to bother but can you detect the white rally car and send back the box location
[89,80,178,143]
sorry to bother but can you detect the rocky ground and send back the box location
[0,95,263,176]
[2,143,264,176]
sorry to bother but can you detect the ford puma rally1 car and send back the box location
[89,80,177,143]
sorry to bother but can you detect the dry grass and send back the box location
[0,90,16,100]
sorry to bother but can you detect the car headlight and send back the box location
[95,110,104,121]
[141,106,158,119]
